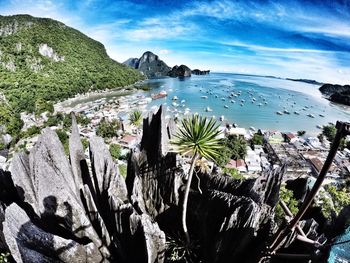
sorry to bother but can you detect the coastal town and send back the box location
[1,88,349,191]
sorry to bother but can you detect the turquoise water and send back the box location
[328,227,350,262]
[141,73,349,135]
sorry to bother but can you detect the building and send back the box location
[265,131,284,144]
[119,135,137,149]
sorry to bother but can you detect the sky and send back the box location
[1,0,350,84]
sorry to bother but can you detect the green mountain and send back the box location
[0,14,144,113]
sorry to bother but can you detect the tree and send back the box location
[96,119,122,139]
[223,167,244,180]
[227,135,247,160]
[274,186,299,226]
[129,110,143,126]
[322,124,336,142]
[109,143,122,160]
[171,115,223,243]
[297,130,306,136]
[251,133,264,145]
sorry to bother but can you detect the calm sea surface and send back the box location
[140,73,349,135]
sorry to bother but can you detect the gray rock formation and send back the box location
[1,115,165,263]
[0,107,338,262]
[123,58,139,69]
[168,65,192,78]
[123,51,171,78]
[192,69,210,75]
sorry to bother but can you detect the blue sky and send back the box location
[1,0,350,84]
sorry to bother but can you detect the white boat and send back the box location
[181,99,186,103]
[224,105,229,109]
[220,115,225,121]
[294,111,300,115]
[241,99,245,102]
[205,107,213,112]
[231,100,235,103]
[283,109,290,114]
[172,96,178,100]
[172,102,179,107]
[240,103,244,106]
[276,111,283,115]
[201,96,208,99]
[258,103,262,106]
[319,114,325,117]
[221,98,226,101]
[307,113,315,118]
[249,126,256,131]
[316,125,323,129]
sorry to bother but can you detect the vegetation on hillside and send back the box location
[0,15,143,139]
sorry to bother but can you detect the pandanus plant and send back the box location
[171,115,223,243]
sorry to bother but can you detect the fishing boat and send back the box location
[151,90,167,100]
[224,105,229,109]
[316,125,323,129]
[220,115,225,121]
[205,107,213,112]
[172,102,179,107]
[181,99,186,104]
[201,96,208,99]
[283,109,290,114]
[258,103,262,106]
[221,98,226,101]
[307,113,315,118]
[276,111,283,115]
[319,114,325,117]
[294,111,300,115]
[231,100,235,103]
[172,96,178,100]
[240,103,244,106]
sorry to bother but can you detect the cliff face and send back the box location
[168,65,192,77]
[319,84,350,106]
[123,51,171,78]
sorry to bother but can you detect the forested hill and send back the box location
[0,14,144,112]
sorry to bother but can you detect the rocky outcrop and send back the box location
[123,58,139,69]
[168,65,192,78]
[319,84,350,106]
[123,51,171,78]
[0,106,339,262]
[1,115,165,263]
[192,69,210,75]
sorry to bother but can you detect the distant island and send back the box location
[319,83,350,106]
[123,51,210,78]
[286,78,323,85]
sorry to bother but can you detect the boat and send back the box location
[249,126,256,131]
[258,103,262,106]
[215,95,218,98]
[319,114,325,117]
[172,96,178,100]
[201,96,208,99]
[283,109,290,114]
[307,113,315,118]
[294,111,300,115]
[276,111,283,115]
[172,102,179,107]
[221,98,226,101]
[205,107,213,112]
[151,90,167,100]
[181,99,186,103]
[220,115,225,121]
[316,125,323,129]
[241,99,245,102]
[231,100,235,103]
[224,105,229,109]
[240,103,244,106]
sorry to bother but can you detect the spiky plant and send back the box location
[129,110,143,126]
[171,115,223,243]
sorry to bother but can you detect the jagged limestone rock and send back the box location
[4,203,103,263]
[1,115,165,263]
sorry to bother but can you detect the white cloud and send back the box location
[159,49,171,55]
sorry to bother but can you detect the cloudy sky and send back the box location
[1,0,350,84]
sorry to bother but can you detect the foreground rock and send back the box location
[1,115,165,263]
[0,107,342,262]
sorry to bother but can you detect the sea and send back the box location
[140,73,349,135]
